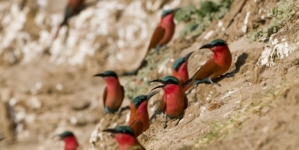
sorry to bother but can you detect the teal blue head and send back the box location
[132,95,147,108]
[59,131,75,139]
[132,91,159,108]
[93,70,118,78]
[161,8,181,18]
[173,57,185,72]
[149,76,179,91]
[103,126,135,136]
[173,51,194,71]
[199,39,227,49]
[161,76,179,84]
[149,76,179,85]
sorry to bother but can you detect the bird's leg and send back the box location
[156,46,161,54]
[175,115,183,126]
[164,116,168,129]
[150,104,163,123]
[150,111,158,123]
[221,72,234,78]
[208,78,221,87]
[193,78,221,87]
[185,86,195,95]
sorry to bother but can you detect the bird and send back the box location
[123,8,180,76]
[54,0,86,39]
[128,90,159,137]
[103,126,145,150]
[173,51,194,85]
[149,76,188,128]
[183,39,232,91]
[148,52,193,121]
[59,131,79,150]
[146,8,180,54]
[94,71,124,114]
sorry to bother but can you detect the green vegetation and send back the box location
[194,80,293,148]
[248,0,298,41]
[175,0,234,38]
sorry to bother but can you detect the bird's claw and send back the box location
[163,116,168,129]
[193,78,221,87]
[207,78,221,87]
[175,116,183,126]
[150,115,156,123]
[215,83,221,87]
[223,72,234,78]
[163,124,167,129]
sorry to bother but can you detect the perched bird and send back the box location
[128,90,159,137]
[148,52,193,120]
[103,126,145,150]
[173,51,194,85]
[147,8,180,54]
[59,131,79,150]
[94,71,124,114]
[123,8,180,76]
[55,0,86,39]
[149,76,188,128]
[183,39,232,91]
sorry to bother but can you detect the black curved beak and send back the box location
[199,44,213,50]
[150,85,165,92]
[93,73,105,77]
[184,51,194,61]
[149,79,166,84]
[147,90,159,99]
[103,128,118,134]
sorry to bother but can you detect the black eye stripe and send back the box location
[121,130,134,136]
[214,42,226,46]
[166,79,178,84]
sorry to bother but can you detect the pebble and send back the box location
[69,98,90,111]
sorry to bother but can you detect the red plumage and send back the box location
[183,39,232,91]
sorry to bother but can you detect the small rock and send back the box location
[70,116,87,126]
[28,96,42,109]
[69,98,90,111]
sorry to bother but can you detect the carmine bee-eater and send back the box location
[149,52,193,121]
[123,8,180,76]
[173,51,194,85]
[103,126,145,150]
[128,90,159,137]
[59,131,79,150]
[149,76,188,129]
[183,39,232,91]
[147,8,180,54]
[54,0,85,39]
[94,71,124,114]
